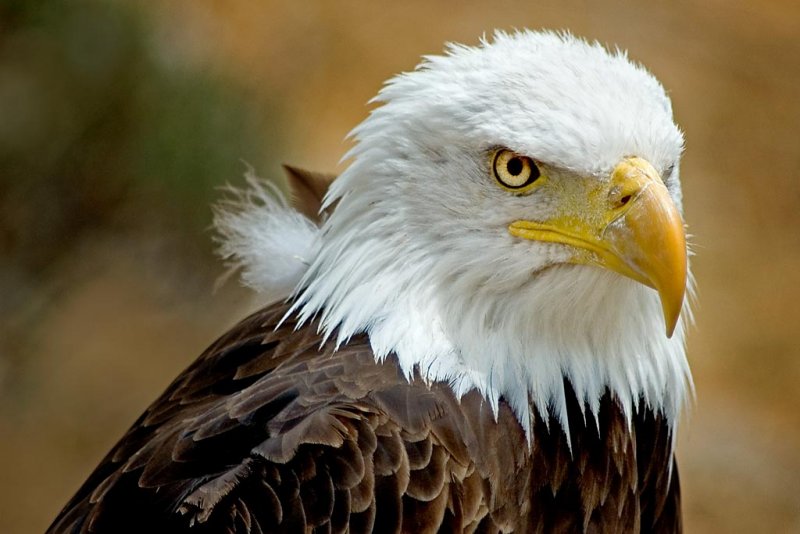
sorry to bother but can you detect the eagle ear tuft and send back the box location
[282,164,337,223]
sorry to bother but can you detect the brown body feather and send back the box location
[282,165,336,223]
[48,302,681,533]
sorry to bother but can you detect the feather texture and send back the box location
[48,301,681,533]
[213,169,320,302]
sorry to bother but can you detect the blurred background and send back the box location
[1,1,798,532]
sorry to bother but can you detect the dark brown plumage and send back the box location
[48,301,681,533]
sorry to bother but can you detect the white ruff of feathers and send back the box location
[217,31,694,442]
[214,170,320,304]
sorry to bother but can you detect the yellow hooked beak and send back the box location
[508,157,687,337]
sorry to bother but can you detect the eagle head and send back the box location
[225,30,693,436]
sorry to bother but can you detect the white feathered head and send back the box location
[218,30,693,437]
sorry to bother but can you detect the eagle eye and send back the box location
[492,149,540,192]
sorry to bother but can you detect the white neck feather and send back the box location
[288,182,692,442]
[216,173,692,444]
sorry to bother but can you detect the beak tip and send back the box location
[661,292,684,339]
[665,322,676,339]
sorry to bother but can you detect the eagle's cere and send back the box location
[49,30,694,533]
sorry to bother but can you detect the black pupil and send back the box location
[507,157,523,176]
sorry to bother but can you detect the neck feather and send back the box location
[292,193,693,442]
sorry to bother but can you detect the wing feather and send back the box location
[47,301,681,533]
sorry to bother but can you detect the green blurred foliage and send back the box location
[0,0,280,301]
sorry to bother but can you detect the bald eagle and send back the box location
[49,30,692,533]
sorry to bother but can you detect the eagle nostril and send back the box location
[610,190,634,211]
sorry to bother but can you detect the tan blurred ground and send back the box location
[2,1,800,532]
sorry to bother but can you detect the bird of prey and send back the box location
[49,30,693,533]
